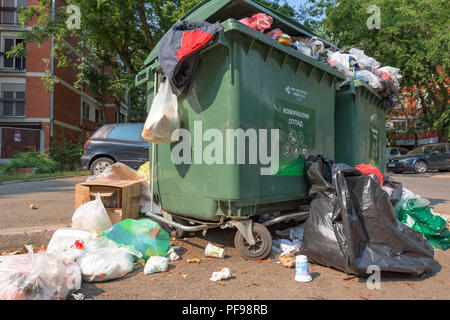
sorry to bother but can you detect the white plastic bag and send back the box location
[327,51,354,79]
[47,228,95,257]
[307,37,324,59]
[71,194,112,235]
[77,237,135,282]
[354,70,382,89]
[141,79,180,144]
[0,245,81,300]
[349,48,380,71]
[144,256,169,274]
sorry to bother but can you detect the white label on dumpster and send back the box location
[285,86,308,101]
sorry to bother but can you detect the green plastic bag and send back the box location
[102,219,170,260]
[395,197,449,250]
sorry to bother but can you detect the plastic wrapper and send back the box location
[141,79,180,144]
[102,219,171,261]
[71,194,112,235]
[239,13,273,32]
[349,48,380,72]
[0,245,81,300]
[354,70,381,90]
[137,162,150,184]
[77,237,135,282]
[300,155,434,276]
[383,175,403,201]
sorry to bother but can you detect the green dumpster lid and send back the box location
[143,0,337,66]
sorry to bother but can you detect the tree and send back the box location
[15,0,300,122]
[301,0,449,142]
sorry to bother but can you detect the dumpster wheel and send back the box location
[234,223,272,260]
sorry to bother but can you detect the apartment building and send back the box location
[0,0,129,159]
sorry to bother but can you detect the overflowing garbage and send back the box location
[234,13,401,108]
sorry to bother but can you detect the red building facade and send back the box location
[0,0,129,159]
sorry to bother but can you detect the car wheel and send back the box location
[90,157,115,176]
[413,160,427,174]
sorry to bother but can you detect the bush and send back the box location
[1,150,60,174]
[50,137,84,171]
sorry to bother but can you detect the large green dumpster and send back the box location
[334,80,386,174]
[136,0,345,223]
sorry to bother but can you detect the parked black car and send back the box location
[387,143,450,174]
[81,123,149,175]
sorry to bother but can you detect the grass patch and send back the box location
[0,170,89,183]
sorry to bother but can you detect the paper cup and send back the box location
[204,243,225,258]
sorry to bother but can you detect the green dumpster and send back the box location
[334,80,386,174]
[136,0,345,259]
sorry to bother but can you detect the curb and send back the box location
[0,224,69,251]
[0,174,89,185]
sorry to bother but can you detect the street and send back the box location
[0,173,449,300]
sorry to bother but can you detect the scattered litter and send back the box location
[0,245,81,300]
[279,253,295,268]
[237,270,248,274]
[71,293,84,300]
[165,246,180,261]
[272,239,301,256]
[274,224,305,241]
[29,204,37,210]
[204,243,225,258]
[186,258,201,263]
[144,256,169,274]
[210,268,231,282]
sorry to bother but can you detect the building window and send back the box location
[95,108,100,123]
[2,38,26,70]
[82,101,90,120]
[389,119,408,133]
[1,0,27,25]
[0,82,25,117]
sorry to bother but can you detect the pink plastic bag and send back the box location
[239,13,273,32]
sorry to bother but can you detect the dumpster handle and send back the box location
[261,209,309,227]
[150,70,157,214]
[145,211,223,232]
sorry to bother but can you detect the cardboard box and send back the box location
[74,178,141,224]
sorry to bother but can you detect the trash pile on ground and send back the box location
[269,155,447,279]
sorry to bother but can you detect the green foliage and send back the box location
[302,0,449,142]
[0,150,60,174]
[50,137,84,171]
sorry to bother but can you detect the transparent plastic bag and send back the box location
[71,194,112,235]
[77,237,135,282]
[0,245,81,300]
[354,70,382,89]
[141,79,180,144]
[349,48,380,71]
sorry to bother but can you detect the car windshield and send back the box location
[407,146,432,155]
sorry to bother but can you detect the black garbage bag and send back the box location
[383,175,403,202]
[301,156,434,276]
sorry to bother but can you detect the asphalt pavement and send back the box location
[0,172,449,300]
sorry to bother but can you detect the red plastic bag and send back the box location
[355,164,383,186]
[239,13,273,32]
[266,28,283,39]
